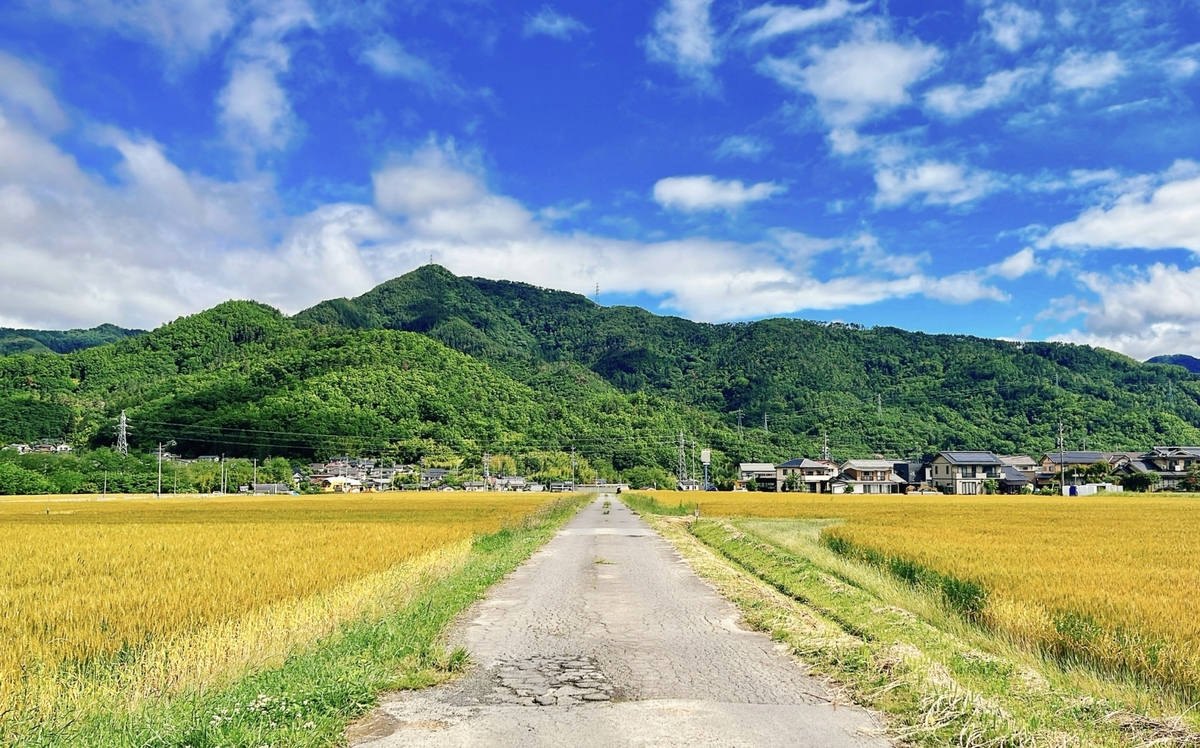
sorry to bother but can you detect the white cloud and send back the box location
[987,247,1038,279]
[523,6,589,40]
[1053,49,1126,90]
[39,0,235,58]
[761,27,941,126]
[924,67,1041,118]
[0,53,69,132]
[1052,264,1200,359]
[361,38,437,82]
[740,0,870,43]
[1038,162,1200,252]
[217,1,314,152]
[874,161,999,208]
[645,0,718,86]
[0,53,1013,329]
[982,4,1042,52]
[653,175,784,212]
[714,135,771,161]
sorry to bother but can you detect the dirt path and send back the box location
[353,497,888,747]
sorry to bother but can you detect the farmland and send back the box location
[635,491,1200,701]
[0,492,556,739]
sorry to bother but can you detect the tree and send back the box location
[783,472,801,492]
[1121,472,1160,492]
[1177,464,1200,493]
[982,478,999,495]
[1083,460,1112,484]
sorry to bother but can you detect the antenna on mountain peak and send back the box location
[594,283,600,303]
[429,253,433,265]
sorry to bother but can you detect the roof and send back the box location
[1151,446,1200,457]
[998,455,1036,468]
[778,458,832,469]
[739,462,776,472]
[938,451,1003,466]
[841,459,897,470]
[1044,451,1104,465]
[1000,466,1030,484]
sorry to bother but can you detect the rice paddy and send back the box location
[648,490,1200,699]
[0,492,552,721]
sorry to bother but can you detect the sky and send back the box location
[0,0,1199,359]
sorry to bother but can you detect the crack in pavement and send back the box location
[353,497,890,747]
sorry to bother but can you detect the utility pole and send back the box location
[158,443,163,497]
[822,432,830,462]
[1058,422,1065,494]
[690,439,696,483]
[253,458,258,490]
[570,447,576,487]
[115,410,129,457]
[677,431,688,484]
[483,451,491,486]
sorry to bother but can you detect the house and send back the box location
[321,476,362,493]
[549,481,576,492]
[893,461,927,486]
[1142,446,1200,489]
[1038,451,1106,486]
[736,463,778,491]
[198,455,220,462]
[677,479,702,491]
[462,481,487,492]
[929,451,1004,495]
[494,476,528,491]
[839,459,906,494]
[776,458,837,493]
[997,455,1036,494]
[2,443,31,454]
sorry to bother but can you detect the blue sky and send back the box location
[1,0,1199,359]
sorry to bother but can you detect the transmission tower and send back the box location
[677,431,688,483]
[736,410,743,439]
[115,410,129,457]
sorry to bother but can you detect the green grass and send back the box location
[669,516,1199,747]
[10,495,588,747]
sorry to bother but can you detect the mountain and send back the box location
[1146,354,1200,374]
[297,265,1200,457]
[2,266,1200,482]
[0,324,142,356]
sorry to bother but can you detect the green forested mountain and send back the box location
[1,265,1199,489]
[1146,354,1200,373]
[0,324,142,356]
[297,265,1200,457]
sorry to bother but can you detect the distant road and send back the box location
[354,497,887,747]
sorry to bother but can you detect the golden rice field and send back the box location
[662,490,1200,696]
[0,492,551,715]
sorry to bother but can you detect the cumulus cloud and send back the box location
[1053,49,1126,90]
[645,0,719,86]
[740,0,870,43]
[652,175,784,212]
[0,52,1017,329]
[37,0,235,58]
[218,1,314,152]
[1038,162,1200,252]
[924,67,1041,118]
[982,4,1042,52]
[760,26,941,126]
[1052,264,1200,359]
[523,6,589,40]
[874,161,999,208]
[714,135,771,160]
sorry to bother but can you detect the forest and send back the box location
[2,264,1199,492]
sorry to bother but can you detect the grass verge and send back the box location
[8,495,588,748]
[638,510,1200,748]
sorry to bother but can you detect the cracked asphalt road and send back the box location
[353,497,889,747]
